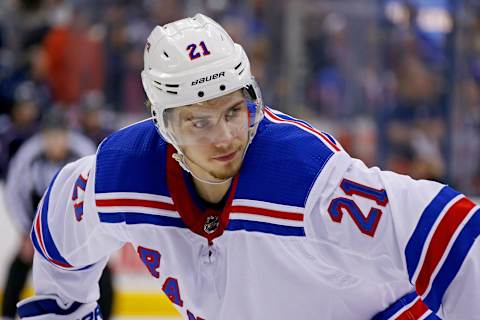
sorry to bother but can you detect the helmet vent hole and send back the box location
[198,91,204,97]
[234,62,242,70]
[163,51,169,58]
[152,110,157,116]
[220,85,226,91]
[238,68,245,75]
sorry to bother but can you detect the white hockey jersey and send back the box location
[24,108,479,319]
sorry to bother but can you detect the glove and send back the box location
[17,294,102,320]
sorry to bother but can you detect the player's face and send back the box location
[168,91,249,181]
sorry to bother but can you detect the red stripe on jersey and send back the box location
[264,108,341,152]
[34,212,48,257]
[48,257,73,268]
[415,197,476,295]
[395,298,429,320]
[96,199,176,211]
[230,205,303,221]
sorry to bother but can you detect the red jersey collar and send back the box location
[165,144,239,243]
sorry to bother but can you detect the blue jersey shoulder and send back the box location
[236,109,339,207]
[95,119,169,195]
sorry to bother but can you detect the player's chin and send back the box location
[210,159,243,180]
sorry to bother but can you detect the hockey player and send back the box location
[17,14,479,320]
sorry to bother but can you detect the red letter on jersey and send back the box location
[163,277,184,307]
[137,246,161,278]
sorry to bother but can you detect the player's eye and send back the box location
[225,105,243,121]
[191,118,210,129]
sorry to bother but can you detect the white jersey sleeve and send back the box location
[306,157,480,319]
[29,155,125,304]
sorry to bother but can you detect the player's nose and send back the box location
[211,120,235,147]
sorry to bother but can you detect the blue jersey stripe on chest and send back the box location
[95,120,170,196]
[98,211,186,227]
[236,117,334,207]
[226,220,305,236]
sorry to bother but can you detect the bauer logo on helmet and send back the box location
[191,71,226,86]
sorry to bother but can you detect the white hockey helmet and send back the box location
[141,13,264,148]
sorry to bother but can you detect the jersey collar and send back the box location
[166,144,239,243]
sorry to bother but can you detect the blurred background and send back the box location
[0,0,479,319]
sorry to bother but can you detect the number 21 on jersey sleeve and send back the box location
[327,179,388,237]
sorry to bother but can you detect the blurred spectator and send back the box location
[42,4,104,106]
[306,12,349,117]
[0,82,40,179]
[2,108,114,319]
[102,2,150,113]
[384,42,446,182]
[122,44,147,114]
[78,91,113,145]
[0,42,51,118]
[103,3,129,111]
[146,0,184,27]
[452,77,480,193]
[0,0,53,116]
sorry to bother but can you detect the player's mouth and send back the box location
[212,150,238,162]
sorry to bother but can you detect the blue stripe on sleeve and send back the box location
[423,207,480,312]
[39,173,74,267]
[371,291,417,320]
[405,186,460,280]
[17,298,82,317]
[31,208,95,271]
